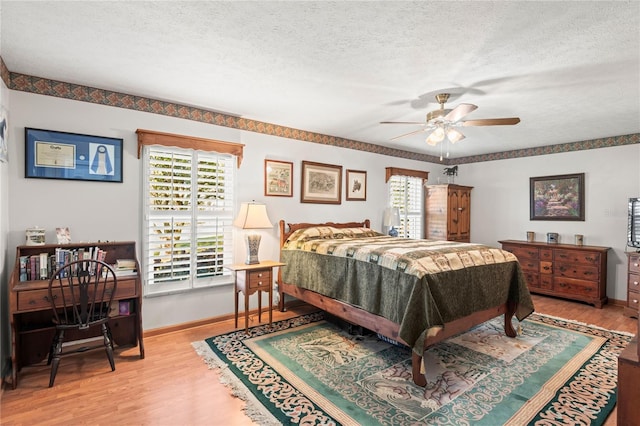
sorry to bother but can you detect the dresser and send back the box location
[499,240,609,308]
[425,184,473,242]
[625,252,640,318]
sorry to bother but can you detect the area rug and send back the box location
[192,312,632,425]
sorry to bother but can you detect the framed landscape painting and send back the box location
[530,173,585,221]
[301,160,342,204]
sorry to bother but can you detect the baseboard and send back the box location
[144,300,310,337]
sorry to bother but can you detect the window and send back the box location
[143,145,235,295]
[385,167,428,239]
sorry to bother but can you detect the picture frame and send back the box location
[530,173,585,221]
[345,169,367,201]
[264,159,293,197]
[25,128,123,182]
[301,160,342,204]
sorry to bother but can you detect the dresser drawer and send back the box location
[246,269,271,290]
[629,255,640,274]
[523,272,540,289]
[554,249,600,265]
[539,249,553,261]
[540,261,553,274]
[519,259,540,273]
[628,290,640,311]
[540,275,553,290]
[553,277,597,297]
[504,246,539,261]
[629,273,640,294]
[555,263,599,281]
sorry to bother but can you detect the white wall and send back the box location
[460,145,640,301]
[5,90,639,334]
[6,91,434,330]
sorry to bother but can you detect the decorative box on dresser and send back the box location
[425,184,473,242]
[499,240,609,308]
[625,251,640,318]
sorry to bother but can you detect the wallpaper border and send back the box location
[2,60,637,165]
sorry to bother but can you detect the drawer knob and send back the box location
[634,281,639,286]
[635,263,639,267]
[634,299,639,304]
[257,273,263,277]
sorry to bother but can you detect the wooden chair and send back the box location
[47,259,117,387]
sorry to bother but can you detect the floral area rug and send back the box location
[192,312,631,425]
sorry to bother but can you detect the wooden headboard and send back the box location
[278,219,371,248]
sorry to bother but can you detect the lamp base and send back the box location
[388,226,398,237]
[244,234,261,265]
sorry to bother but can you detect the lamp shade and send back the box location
[233,202,273,229]
[383,207,400,227]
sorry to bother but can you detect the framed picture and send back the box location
[346,169,367,201]
[25,128,123,182]
[264,159,293,197]
[301,160,342,204]
[530,173,585,221]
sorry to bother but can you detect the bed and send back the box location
[277,219,535,387]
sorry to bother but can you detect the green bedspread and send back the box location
[280,226,535,354]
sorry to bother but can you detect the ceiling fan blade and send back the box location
[461,117,521,126]
[380,121,425,125]
[390,128,428,141]
[444,103,477,123]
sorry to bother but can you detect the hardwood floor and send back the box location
[1,295,637,425]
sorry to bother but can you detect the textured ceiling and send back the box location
[1,1,639,160]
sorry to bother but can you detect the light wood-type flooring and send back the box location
[1,295,637,425]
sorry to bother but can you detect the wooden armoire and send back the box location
[424,184,473,242]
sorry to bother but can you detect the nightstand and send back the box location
[225,260,285,332]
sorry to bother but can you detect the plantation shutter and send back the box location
[144,146,235,294]
[386,168,428,239]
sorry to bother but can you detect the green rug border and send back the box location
[198,312,633,425]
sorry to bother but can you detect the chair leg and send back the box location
[102,323,116,371]
[49,329,64,387]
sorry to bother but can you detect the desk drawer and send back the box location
[17,280,136,311]
[247,269,271,290]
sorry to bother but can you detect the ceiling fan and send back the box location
[381,93,520,146]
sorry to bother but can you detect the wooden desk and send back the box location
[8,241,144,389]
[225,261,285,332]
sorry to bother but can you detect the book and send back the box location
[116,259,136,269]
[19,256,28,282]
[39,253,48,280]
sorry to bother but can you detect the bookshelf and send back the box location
[8,241,145,389]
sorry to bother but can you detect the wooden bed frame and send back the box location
[277,219,517,387]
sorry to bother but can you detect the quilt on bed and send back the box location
[280,226,535,354]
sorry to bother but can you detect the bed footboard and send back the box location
[278,280,517,387]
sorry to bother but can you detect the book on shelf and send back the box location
[19,245,109,281]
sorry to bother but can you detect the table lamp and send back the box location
[233,202,273,264]
[383,207,400,237]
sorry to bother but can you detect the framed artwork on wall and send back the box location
[345,169,367,201]
[301,160,342,204]
[530,173,585,221]
[264,159,293,197]
[25,128,123,182]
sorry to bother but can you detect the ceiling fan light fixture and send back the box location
[426,127,445,145]
[446,128,465,144]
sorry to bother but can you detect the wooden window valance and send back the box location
[385,167,429,183]
[136,129,245,167]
